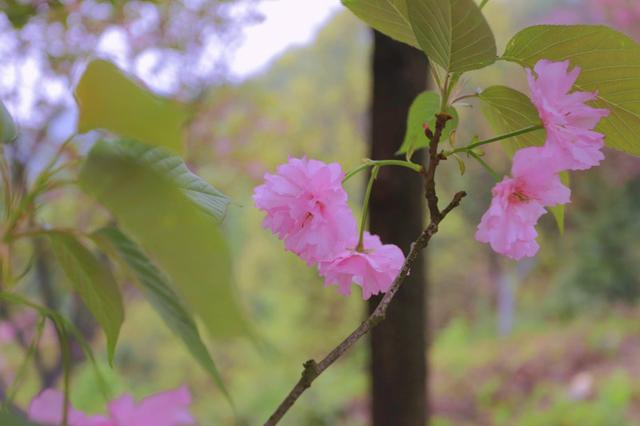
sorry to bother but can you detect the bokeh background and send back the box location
[1,0,640,424]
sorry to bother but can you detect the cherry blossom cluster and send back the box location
[28,386,194,426]
[476,60,609,260]
[253,157,404,299]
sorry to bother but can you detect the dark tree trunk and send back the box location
[367,31,429,426]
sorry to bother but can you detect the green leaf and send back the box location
[397,91,459,155]
[406,0,497,73]
[1,0,38,29]
[341,0,419,48]
[478,85,545,154]
[75,60,189,154]
[503,25,640,156]
[0,411,40,426]
[549,171,570,235]
[93,139,230,221]
[48,231,124,364]
[79,140,248,338]
[92,226,233,404]
[0,100,17,144]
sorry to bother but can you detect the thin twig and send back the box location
[264,113,466,426]
[445,124,543,156]
[263,197,463,425]
[424,113,454,222]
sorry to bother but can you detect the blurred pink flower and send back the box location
[28,387,194,426]
[319,232,404,299]
[475,147,571,260]
[28,389,111,426]
[108,386,194,426]
[0,322,15,344]
[253,157,357,264]
[592,0,640,31]
[527,60,609,171]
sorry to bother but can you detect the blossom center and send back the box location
[509,191,529,203]
[301,211,314,227]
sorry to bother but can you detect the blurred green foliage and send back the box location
[75,61,189,154]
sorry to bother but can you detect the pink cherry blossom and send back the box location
[28,389,111,426]
[28,387,194,426]
[253,157,357,264]
[108,386,194,426]
[475,147,571,260]
[527,60,609,171]
[318,232,404,300]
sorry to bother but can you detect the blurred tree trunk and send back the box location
[367,31,429,426]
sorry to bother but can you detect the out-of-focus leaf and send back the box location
[0,0,37,28]
[79,140,248,338]
[406,0,497,72]
[0,100,17,143]
[503,25,640,156]
[549,171,570,235]
[0,411,40,426]
[341,0,419,48]
[47,231,124,364]
[75,60,189,154]
[397,91,458,155]
[478,85,545,154]
[94,140,230,221]
[92,226,233,404]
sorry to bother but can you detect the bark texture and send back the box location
[367,30,430,426]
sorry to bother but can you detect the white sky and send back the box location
[0,0,344,130]
[230,0,342,78]
[93,0,343,88]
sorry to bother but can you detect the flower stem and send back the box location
[343,159,422,184]
[445,124,544,156]
[451,93,479,105]
[469,151,500,181]
[356,165,379,251]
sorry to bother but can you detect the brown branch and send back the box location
[264,112,465,426]
[424,113,453,222]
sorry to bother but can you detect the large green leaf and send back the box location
[406,0,497,73]
[79,140,247,338]
[479,85,545,153]
[397,91,458,155]
[92,226,233,404]
[48,231,124,363]
[75,60,189,154]
[94,139,230,221]
[503,25,640,156]
[0,100,17,143]
[341,0,418,48]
